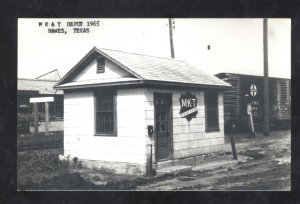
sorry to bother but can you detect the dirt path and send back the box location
[135,130,291,191]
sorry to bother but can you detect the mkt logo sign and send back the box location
[179,92,198,121]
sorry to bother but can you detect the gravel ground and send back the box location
[135,130,291,191]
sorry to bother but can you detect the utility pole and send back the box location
[263,18,270,136]
[168,18,175,58]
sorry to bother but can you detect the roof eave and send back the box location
[143,80,232,90]
[55,79,231,90]
[55,80,144,90]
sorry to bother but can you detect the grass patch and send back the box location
[92,166,116,175]
[17,150,144,190]
[18,150,67,174]
[18,149,76,190]
[17,132,63,150]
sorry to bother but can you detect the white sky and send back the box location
[18,18,291,79]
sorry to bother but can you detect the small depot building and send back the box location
[54,47,231,175]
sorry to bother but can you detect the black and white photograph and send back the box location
[17,18,291,191]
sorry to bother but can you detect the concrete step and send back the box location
[156,160,174,169]
[156,165,192,176]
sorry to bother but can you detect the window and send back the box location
[205,92,219,131]
[96,56,105,73]
[54,96,64,119]
[95,91,117,135]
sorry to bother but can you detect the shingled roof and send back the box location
[18,78,63,95]
[55,47,231,89]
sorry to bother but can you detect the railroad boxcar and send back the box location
[215,73,291,134]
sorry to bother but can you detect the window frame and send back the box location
[94,90,117,136]
[205,91,220,132]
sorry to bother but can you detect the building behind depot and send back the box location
[17,69,64,134]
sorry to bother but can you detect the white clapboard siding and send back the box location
[118,110,145,120]
[118,127,147,137]
[65,138,146,163]
[79,135,146,146]
[64,112,94,121]
[79,144,146,155]
[64,91,94,138]
[73,59,133,82]
[64,87,225,164]
[144,101,153,111]
[117,102,145,111]
[64,92,94,103]
[64,89,147,164]
[76,151,146,164]
[64,104,92,114]
[145,110,154,120]
[64,127,94,136]
[64,116,93,127]
[64,136,146,152]
[72,140,146,154]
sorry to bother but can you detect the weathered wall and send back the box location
[64,88,147,165]
[144,88,225,161]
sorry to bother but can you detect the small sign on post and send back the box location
[30,97,54,136]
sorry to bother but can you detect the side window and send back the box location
[95,91,117,135]
[205,92,219,132]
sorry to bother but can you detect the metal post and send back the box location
[33,103,38,135]
[249,111,255,137]
[247,104,255,138]
[229,135,238,160]
[146,144,153,176]
[150,144,152,174]
[263,18,270,136]
[45,102,49,136]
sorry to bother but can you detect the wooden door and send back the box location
[154,93,172,161]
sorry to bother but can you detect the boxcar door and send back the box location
[154,93,172,162]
